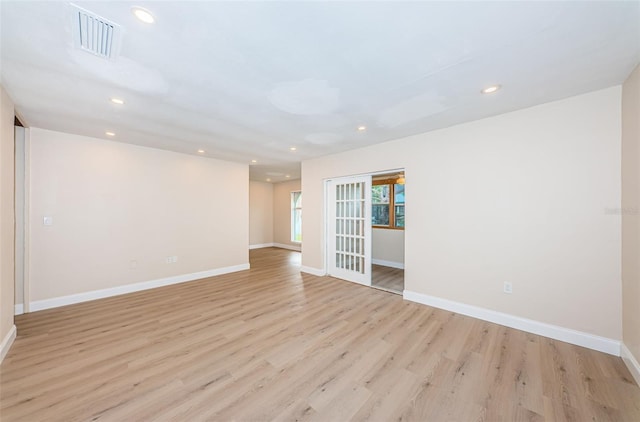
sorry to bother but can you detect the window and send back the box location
[291,191,302,242]
[394,183,405,228]
[372,184,390,226]
[372,179,404,229]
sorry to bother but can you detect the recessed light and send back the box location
[266,178,271,182]
[105,131,115,136]
[197,149,205,154]
[357,125,367,131]
[481,85,501,94]
[285,175,290,178]
[290,147,297,151]
[132,7,155,24]
[251,159,257,163]
[110,98,125,105]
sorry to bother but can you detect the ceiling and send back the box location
[1,1,639,183]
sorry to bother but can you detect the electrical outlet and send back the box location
[165,256,178,264]
[172,256,178,263]
[129,260,138,269]
[503,282,513,294]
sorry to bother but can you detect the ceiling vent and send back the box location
[71,4,122,60]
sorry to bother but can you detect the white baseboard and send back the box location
[403,290,621,356]
[249,243,274,250]
[372,259,404,269]
[300,266,326,277]
[14,304,24,315]
[0,325,17,363]
[29,263,250,312]
[273,243,302,252]
[249,243,302,252]
[621,343,640,386]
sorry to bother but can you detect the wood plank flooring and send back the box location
[1,247,639,421]
[371,264,404,294]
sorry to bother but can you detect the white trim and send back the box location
[300,266,326,277]
[371,259,404,269]
[14,126,26,320]
[29,264,250,312]
[14,304,24,315]
[621,343,640,386]
[403,290,621,356]
[249,243,301,252]
[273,243,301,252]
[249,243,274,250]
[24,128,31,313]
[323,178,330,280]
[0,325,17,363]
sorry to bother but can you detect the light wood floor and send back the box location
[371,264,404,294]
[1,248,639,421]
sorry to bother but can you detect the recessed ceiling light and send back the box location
[132,7,155,24]
[105,131,115,136]
[197,149,205,154]
[290,147,297,151]
[285,175,290,178]
[251,159,257,163]
[357,125,367,131]
[266,178,271,182]
[110,98,125,105]
[481,85,501,94]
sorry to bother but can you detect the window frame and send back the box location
[372,178,404,230]
[291,190,302,243]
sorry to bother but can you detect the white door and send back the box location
[327,176,371,286]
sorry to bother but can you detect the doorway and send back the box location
[370,171,405,294]
[325,170,405,294]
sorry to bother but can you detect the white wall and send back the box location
[28,128,249,306]
[249,181,274,247]
[302,87,622,343]
[622,64,640,381]
[372,229,404,267]
[0,85,16,361]
[273,179,301,250]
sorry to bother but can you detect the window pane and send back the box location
[394,184,405,205]
[372,185,389,204]
[394,184,405,228]
[372,185,390,226]
[395,205,405,228]
[372,204,390,226]
[292,191,302,208]
[291,191,302,242]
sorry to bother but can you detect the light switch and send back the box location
[43,216,53,226]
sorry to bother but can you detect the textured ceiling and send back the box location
[1,1,639,182]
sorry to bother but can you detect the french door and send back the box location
[327,176,372,286]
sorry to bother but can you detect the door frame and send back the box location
[323,168,405,284]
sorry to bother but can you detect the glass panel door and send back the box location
[328,176,371,285]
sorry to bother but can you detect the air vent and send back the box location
[71,4,121,60]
